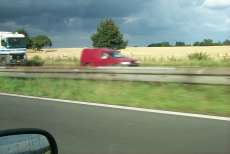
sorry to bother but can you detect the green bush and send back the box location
[26,56,44,66]
[188,53,210,61]
[148,42,171,47]
[31,35,52,51]
[193,39,222,46]
[175,42,186,46]
[223,39,230,46]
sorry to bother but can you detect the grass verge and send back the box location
[0,77,229,117]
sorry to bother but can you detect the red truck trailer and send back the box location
[80,48,139,67]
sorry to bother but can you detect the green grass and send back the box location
[0,77,230,117]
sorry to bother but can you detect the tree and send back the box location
[193,39,219,46]
[15,28,29,37]
[148,42,171,47]
[91,19,127,49]
[223,39,230,45]
[175,42,186,46]
[214,41,222,46]
[15,28,32,48]
[193,41,201,46]
[31,35,52,51]
[200,39,214,46]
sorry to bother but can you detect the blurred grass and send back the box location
[0,77,230,117]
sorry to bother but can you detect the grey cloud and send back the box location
[0,0,149,33]
[0,0,147,19]
[202,0,230,9]
[0,0,229,47]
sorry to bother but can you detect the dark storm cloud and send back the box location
[0,0,149,36]
[0,0,146,19]
[0,0,229,47]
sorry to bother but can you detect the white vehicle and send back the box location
[0,31,27,65]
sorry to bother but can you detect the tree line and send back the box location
[148,39,230,47]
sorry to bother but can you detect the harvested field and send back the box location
[27,46,230,60]
[26,46,230,67]
[122,46,230,60]
[27,48,84,60]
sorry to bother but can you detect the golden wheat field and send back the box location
[27,46,230,60]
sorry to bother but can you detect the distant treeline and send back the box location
[148,39,230,47]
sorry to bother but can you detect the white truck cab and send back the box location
[0,31,27,65]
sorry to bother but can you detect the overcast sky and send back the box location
[0,0,229,47]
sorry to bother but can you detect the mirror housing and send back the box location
[1,40,7,47]
[101,53,110,59]
[0,128,58,154]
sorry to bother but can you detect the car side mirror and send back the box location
[0,128,58,154]
[1,40,7,47]
[101,53,110,59]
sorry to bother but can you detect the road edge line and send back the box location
[0,92,230,122]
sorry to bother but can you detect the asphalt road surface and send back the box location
[0,94,230,154]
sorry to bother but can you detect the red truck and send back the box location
[80,48,139,67]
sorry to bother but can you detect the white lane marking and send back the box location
[0,92,230,122]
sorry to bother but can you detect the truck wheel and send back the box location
[84,63,91,67]
[0,56,7,66]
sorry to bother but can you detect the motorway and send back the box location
[0,94,230,154]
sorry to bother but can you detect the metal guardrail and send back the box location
[0,67,230,85]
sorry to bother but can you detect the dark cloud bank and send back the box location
[0,0,229,47]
